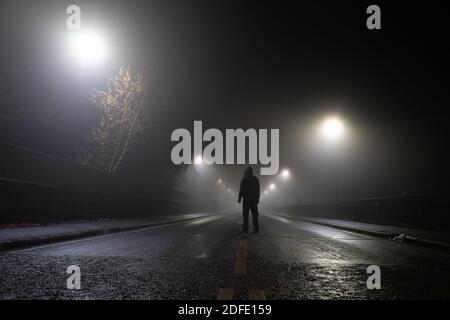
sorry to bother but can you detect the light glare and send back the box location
[321,117,344,140]
[67,30,107,66]
[281,169,290,179]
[194,155,203,165]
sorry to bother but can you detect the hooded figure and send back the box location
[238,166,260,233]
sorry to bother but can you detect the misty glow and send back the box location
[67,30,107,66]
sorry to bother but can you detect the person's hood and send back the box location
[244,166,254,177]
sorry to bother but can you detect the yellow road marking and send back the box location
[218,288,234,300]
[234,239,248,275]
[249,289,266,300]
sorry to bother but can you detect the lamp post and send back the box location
[281,169,290,206]
[66,29,108,158]
[67,29,108,97]
[319,116,345,212]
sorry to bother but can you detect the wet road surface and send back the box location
[1,213,450,299]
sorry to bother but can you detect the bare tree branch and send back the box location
[77,67,149,173]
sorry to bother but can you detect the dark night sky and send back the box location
[1,0,449,203]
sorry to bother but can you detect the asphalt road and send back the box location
[1,213,450,300]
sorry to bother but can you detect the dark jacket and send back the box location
[238,169,260,204]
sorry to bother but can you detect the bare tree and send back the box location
[78,67,148,172]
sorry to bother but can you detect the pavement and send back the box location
[273,213,450,250]
[0,213,212,252]
[1,212,450,299]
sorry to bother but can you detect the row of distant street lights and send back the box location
[213,116,346,206]
[213,168,291,204]
[261,168,291,204]
[216,178,236,196]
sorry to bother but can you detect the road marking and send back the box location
[187,216,223,226]
[218,288,234,300]
[196,251,208,258]
[234,239,247,275]
[249,289,266,300]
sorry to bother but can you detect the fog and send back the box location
[1,0,449,209]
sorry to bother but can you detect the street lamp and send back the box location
[280,169,290,206]
[194,155,203,165]
[66,29,109,158]
[281,169,290,179]
[67,30,108,67]
[320,117,344,141]
[319,116,346,210]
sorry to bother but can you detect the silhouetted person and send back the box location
[238,166,260,233]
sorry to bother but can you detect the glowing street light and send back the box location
[280,168,291,206]
[320,116,344,141]
[318,115,347,210]
[67,30,108,67]
[194,155,203,165]
[281,169,290,179]
[65,29,109,152]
